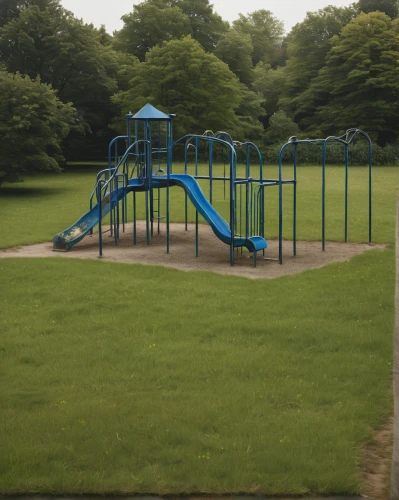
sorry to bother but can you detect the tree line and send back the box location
[0,0,398,184]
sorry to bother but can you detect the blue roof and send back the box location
[132,103,171,120]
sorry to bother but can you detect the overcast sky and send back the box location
[60,0,355,34]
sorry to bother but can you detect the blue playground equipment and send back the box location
[53,104,373,266]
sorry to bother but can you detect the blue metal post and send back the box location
[345,143,349,242]
[209,141,213,205]
[195,137,199,254]
[369,141,373,243]
[278,149,283,264]
[166,119,172,254]
[322,141,327,251]
[98,181,103,257]
[230,150,236,266]
[293,143,297,256]
[133,191,137,245]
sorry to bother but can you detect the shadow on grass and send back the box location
[0,186,71,198]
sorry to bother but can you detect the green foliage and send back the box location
[0,0,61,27]
[263,141,399,166]
[235,83,265,139]
[252,62,285,127]
[264,110,299,144]
[0,70,75,184]
[358,0,399,17]
[0,5,118,132]
[233,10,284,67]
[112,37,244,138]
[172,0,229,52]
[114,0,228,59]
[215,29,254,85]
[278,6,357,117]
[296,12,399,145]
[113,0,192,61]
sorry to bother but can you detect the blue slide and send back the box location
[53,174,267,253]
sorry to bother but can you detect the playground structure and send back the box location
[53,104,373,266]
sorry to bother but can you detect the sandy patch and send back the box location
[360,416,394,499]
[0,222,386,279]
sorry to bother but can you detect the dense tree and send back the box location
[252,62,286,128]
[0,70,75,184]
[232,10,284,67]
[264,110,299,144]
[358,0,398,18]
[171,0,229,52]
[0,0,63,27]
[234,83,265,139]
[214,29,254,85]
[113,37,245,138]
[296,12,399,144]
[0,4,119,149]
[278,5,357,116]
[113,1,192,61]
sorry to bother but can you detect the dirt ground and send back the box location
[0,222,386,279]
[360,417,394,500]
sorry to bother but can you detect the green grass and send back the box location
[0,163,397,494]
[0,250,395,494]
[0,163,398,249]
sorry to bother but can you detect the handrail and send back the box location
[90,139,150,211]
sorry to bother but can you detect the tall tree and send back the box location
[113,36,244,138]
[264,110,299,144]
[0,0,63,27]
[235,83,265,139]
[215,29,254,85]
[296,12,399,144]
[0,4,119,143]
[171,0,229,52]
[113,0,192,61]
[358,0,398,18]
[278,5,357,117]
[0,70,75,184]
[232,10,284,67]
[252,62,286,128]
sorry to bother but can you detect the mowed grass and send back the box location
[0,163,398,249]
[0,249,395,494]
[0,162,397,494]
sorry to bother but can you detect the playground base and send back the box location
[1,222,385,281]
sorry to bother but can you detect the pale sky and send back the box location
[60,0,356,34]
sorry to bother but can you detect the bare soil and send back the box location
[360,417,394,500]
[0,222,386,279]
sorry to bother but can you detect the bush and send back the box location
[262,140,399,166]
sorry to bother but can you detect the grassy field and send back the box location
[0,163,397,249]
[0,163,397,495]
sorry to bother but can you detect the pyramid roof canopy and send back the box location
[132,103,171,121]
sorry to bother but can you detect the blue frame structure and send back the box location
[53,104,373,267]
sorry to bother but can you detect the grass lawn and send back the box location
[0,163,397,495]
[0,163,397,248]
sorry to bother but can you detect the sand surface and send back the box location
[0,222,386,280]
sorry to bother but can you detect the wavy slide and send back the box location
[53,174,267,253]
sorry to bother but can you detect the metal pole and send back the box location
[345,143,349,242]
[369,140,373,243]
[278,150,283,264]
[293,143,297,256]
[322,141,327,251]
[245,182,249,239]
[209,141,213,205]
[98,182,103,257]
[230,150,236,266]
[133,191,137,245]
[166,119,172,254]
[184,140,189,231]
[195,211,199,257]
